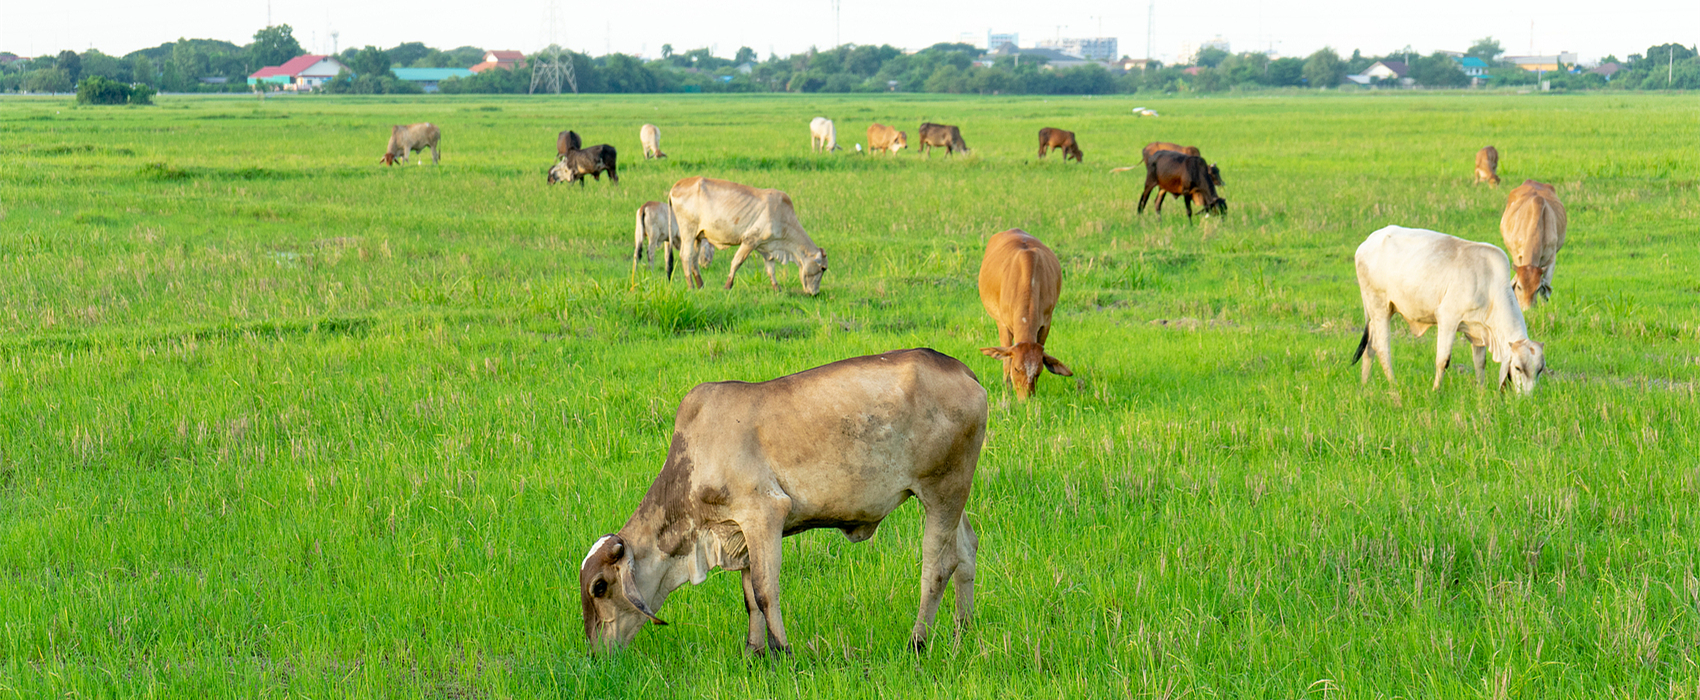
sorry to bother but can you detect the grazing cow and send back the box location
[1475,146,1500,185]
[668,176,828,295]
[809,117,841,153]
[1136,150,1226,220]
[640,124,667,159]
[917,122,969,157]
[1114,143,1223,210]
[631,201,712,277]
[578,348,986,655]
[978,229,1072,400]
[867,122,908,155]
[379,123,440,166]
[1352,225,1546,394]
[548,130,619,186]
[1037,128,1083,162]
[1500,180,1568,310]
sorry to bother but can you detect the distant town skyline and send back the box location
[4,0,1693,66]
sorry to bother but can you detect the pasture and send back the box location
[2,91,1697,698]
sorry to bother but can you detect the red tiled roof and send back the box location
[250,54,328,79]
[487,50,524,61]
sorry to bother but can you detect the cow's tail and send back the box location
[1351,325,1369,365]
[664,207,677,281]
[1109,166,1141,174]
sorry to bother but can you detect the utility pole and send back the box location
[831,0,841,48]
[1146,0,1155,61]
[1670,46,1676,86]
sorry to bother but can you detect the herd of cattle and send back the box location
[376,118,1570,655]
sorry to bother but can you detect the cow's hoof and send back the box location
[723,280,735,290]
[908,636,928,653]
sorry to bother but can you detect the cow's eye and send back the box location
[591,579,608,598]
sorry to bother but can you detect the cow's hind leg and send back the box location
[608,164,619,185]
[1471,341,1488,385]
[950,514,977,631]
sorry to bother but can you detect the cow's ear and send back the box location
[980,347,1010,360]
[1043,355,1073,376]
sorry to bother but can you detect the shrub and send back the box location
[75,76,153,105]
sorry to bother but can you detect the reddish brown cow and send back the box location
[1037,128,1083,162]
[1475,146,1500,185]
[1137,150,1226,220]
[978,229,1071,400]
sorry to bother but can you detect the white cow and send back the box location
[809,117,840,153]
[632,201,711,277]
[668,176,827,295]
[640,123,667,159]
[1353,225,1546,394]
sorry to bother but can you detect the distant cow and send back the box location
[578,348,986,654]
[1353,225,1545,394]
[632,201,712,277]
[1136,150,1226,220]
[668,176,828,295]
[548,130,619,186]
[1475,146,1500,185]
[641,124,667,159]
[1500,180,1567,310]
[810,117,840,153]
[978,229,1072,400]
[868,123,907,155]
[917,123,969,157]
[380,123,440,166]
[1036,128,1083,162]
[1139,142,1222,187]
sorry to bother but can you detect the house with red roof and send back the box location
[470,50,526,73]
[247,55,349,91]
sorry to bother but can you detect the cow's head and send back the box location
[580,534,667,653]
[1498,339,1546,395]
[546,161,572,185]
[980,342,1070,400]
[895,132,908,150]
[379,151,398,166]
[1512,265,1545,310]
[800,249,827,296]
[1208,164,1224,187]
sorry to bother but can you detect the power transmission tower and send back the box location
[529,0,577,94]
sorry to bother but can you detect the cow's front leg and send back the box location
[1471,342,1488,385]
[740,571,772,655]
[762,257,780,291]
[738,498,792,656]
[725,243,757,290]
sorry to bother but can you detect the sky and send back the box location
[3,0,1695,65]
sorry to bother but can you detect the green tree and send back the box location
[1412,53,1468,87]
[1267,57,1305,86]
[173,39,207,83]
[56,50,81,82]
[350,46,392,77]
[661,44,673,59]
[24,68,72,93]
[386,42,434,66]
[1466,37,1502,62]
[734,46,756,64]
[250,24,304,68]
[131,56,157,86]
[1303,47,1345,88]
[1193,47,1230,68]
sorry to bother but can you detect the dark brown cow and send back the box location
[1137,150,1226,220]
[978,229,1071,399]
[548,130,619,186]
[917,122,969,157]
[1037,128,1083,162]
[578,349,986,655]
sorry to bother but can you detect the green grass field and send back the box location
[2,91,1697,698]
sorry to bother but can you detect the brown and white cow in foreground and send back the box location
[978,229,1072,399]
[1475,146,1501,185]
[668,176,828,295]
[809,117,840,152]
[579,348,986,655]
[380,123,440,165]
[640,124,667,159]
[867,122,907,154]
[631,201,712,277]
[1353,225,1545,394]
[1500,180,1567,310]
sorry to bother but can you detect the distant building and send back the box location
[392,67,474,92]
[470,50,526,73]
[1114,58,1157,72]
[987,31,1019,51]
[1503,53,1577,72]
[1364,60,1409,81]
[1589,62,1622,80]
[984,43,1093,69]
[1035,37,1118,61]
[1453,56,1490,77]
[248,55,348,91]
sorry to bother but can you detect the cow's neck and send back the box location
[617,470,748,614]
[1475,285,1530,360]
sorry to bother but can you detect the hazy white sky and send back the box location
[2,0,1693,65]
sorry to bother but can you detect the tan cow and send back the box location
[578,348,986,654]
[1500,180,1567,310]
[1353,225,1545,394]
[1475,146,1500,185]
[668,176,828,295]
[978,229,1072,399]
[640,124,667,159]
[380,123,440,165]
[632,201,712,277]
[868,123,907,154]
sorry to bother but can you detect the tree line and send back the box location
[4,26,1695,96]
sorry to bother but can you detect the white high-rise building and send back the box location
[987,31,1019,50]
[1035,37,1119,61]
